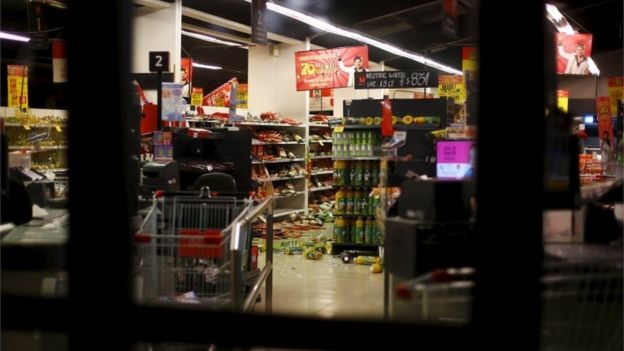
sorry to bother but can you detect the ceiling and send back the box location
[1,0,622,99]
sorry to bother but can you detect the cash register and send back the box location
[140,160,180,194]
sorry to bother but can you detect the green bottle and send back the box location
[355,217,365,244]
[353,190,362,215]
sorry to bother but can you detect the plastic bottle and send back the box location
[349,161,358,186]
[365,217,373,244]
[360,192,369,216]
[363,161,371,187]
[371,162,380,187]
[355,217,365,243]
[335,189,345,215]
[343,161,350,186]
[343,218,350,243]
[353,161,363,186]
[334,217,345,242]
[345,189,354,215]
[350,218,357,243]
[333,160,343,186]
[353,190,362,215]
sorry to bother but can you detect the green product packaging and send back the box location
[355,217,365,243]
[345,190,354,215]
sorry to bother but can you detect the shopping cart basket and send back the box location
[134,190,254,308]
[393,259,623,351]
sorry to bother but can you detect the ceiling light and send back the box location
[244,0,462,75]
[193,62,223,70]
[545,3,600,75]
[0,31,30,42]
[182,30,247,48]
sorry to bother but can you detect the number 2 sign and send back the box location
[149,51,170,72]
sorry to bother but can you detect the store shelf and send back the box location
[8,145,68,151]
[331,242,378,247]
[273,191,306,199]
[310,155,333,160]
[4,122,67,128]
[394,124,441,130]
[309,139,332,144]
[237,122,304,128]
[331,156,382,161]
[254,175,305,183]
[252,158,305,164]
[333,213,376,218]
[309,186,333,192]
[309,123,331,128]
[273,208,306,218]
[32,168,68,172]
[311,170,333,176]
[252,141,305,145]
[332,185,376,189]
[343,125,380,130]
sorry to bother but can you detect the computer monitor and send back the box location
[436,139,476,180]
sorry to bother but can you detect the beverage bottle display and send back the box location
[355,217,365,243]
[353,132,360,157]
[350,218,357,243]
[343,161,350,186]
[347,132,354,157]
[353,190,362,215]
[344,218,351,243]
[345,189,354,215]
[333,160,346,186]
[364,132,371,156]
[363,161,371,186]
[335,189,346,215]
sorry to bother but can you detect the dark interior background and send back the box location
[1,0,622,107]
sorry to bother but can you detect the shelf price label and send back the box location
[333,125,344,133]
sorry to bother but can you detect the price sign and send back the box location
[354,70,438,90]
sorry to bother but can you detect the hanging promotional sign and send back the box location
[555,33,593,75]
[52,40,67,83]
[251,0,268,45]
[608,77,623,117]
[7,65,28,109]
[161,83,184,121]
[295,45,369,91]
[354,70,438,89]
[438,75,465,103]
[191,87,203,107]
[596,96,613,146]
[557,89,569,112]
[442,0,458,39]
[237,84,248,109]
[203,78,238,107]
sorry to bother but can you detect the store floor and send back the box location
[257,249,384,319]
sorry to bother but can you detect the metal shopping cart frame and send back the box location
[135,189,274,313]
[392,258,623,351]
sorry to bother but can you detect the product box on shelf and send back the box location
[154,144,173,160]
[153,131,172,145]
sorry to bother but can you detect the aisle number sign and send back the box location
[438,75,465,103]
[191,87,203,107]
[7,65,28,109]
[557,90,569,113]
[608,77,623,117]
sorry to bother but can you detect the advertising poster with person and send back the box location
[295,45,368,91]
[556,33,593,75]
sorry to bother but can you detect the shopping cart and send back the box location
[134,189,274,311]
[393,259,623,351]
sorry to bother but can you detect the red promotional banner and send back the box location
[295,45,368,91]
[556,33,593,75]
[596,96,613,145]
[203,78,238,107]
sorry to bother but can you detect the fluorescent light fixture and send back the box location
[583,115,594,124]
[244,0,462,75]
[545,3,600,75]
[0,31,30,42]
[182,30,246,48]
[193,62,222,70]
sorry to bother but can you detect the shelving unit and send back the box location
[239,122,307,218]
[252,158,305,164]
[2,107,69,172]
[308,120,336,218]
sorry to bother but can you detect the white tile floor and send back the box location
[257,253,384,319]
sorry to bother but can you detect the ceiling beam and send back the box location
[182,6,302,45]
[182,23,253,46]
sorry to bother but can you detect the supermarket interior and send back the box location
[1,0,623,350]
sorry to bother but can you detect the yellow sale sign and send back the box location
[7,65,28,109]
[191,87,203,107]
[608,77,623,117]
[438,75,465,103]
[557,89,569,112]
